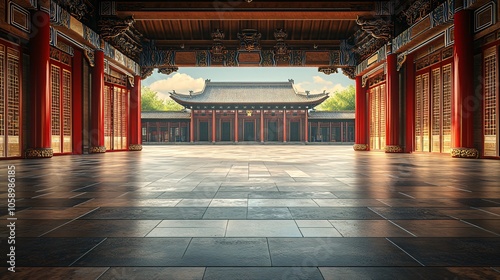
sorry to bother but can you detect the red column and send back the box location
[405,53,415,153]
[234,110,239,142]
[451,9,478,158]
[90,50,106,153]
[26,10,52,158]
[129,75,142,151]
[283,110,287,142]
[260,110,264,142]
[354,76,368,151]
[72,49,83,154]
[305,110,309,142]
[385,53,402,153]
[190,110,194,142]
[212,110,216,142]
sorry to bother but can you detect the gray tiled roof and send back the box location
[308,110,355,120]
[170,81,328,105]
[141,111,191,119]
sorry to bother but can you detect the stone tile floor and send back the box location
[1,145,500,279]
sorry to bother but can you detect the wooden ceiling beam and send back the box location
[116,1,375,11]
[153,39,342,47]
[117,11,373,20]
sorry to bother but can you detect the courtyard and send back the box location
[1,145,500,279]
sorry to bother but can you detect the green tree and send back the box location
[316,85,355,111]
[141,86,184,111]
[165,99,184,111]
[141,86,166,111]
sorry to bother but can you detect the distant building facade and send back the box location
[142,80,354,144]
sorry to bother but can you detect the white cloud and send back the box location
[149,73,205,99]
[294,75,346,95]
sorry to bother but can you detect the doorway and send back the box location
[244,121,255,141]
[268,121,278,141]
[199,121,209,141]
[221,121,231,141]
[290,122,300,141]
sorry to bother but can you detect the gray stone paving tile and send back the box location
[214,192,252,198]
[295,220,333,228]
[203,267,323,280]
[203,207,247,219]
[438,209,500,219]
[99,267,205,280]
[80,207,207,220]
[248,191,337,199]
[0,219,71,237]
[147,227,226,237]
[392,220,498,237]
[289,207,382,220]
[181,238,271,266]
[464,220,500,235]
[299,228,342,237]
[369,207,455,220]
[1,237,104,266]
[329,220,413,237]
[314,199,387,207]
[176,199,212,207]
[209,199,248,207]
[388,238,500,266]
[0,267,109,280]
[44,220,161,237]
[157,192,217,199]
[157,220,228,228]
[247,207,293,219]
[79,198,181,207]
[319,267,500,280]
[226,220,301,237]
[73,238,191,266]
[268,238,420,266]
[248,199,318,207]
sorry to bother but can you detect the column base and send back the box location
[129,144,143,151]
[385,145,403,153]
[353,144,368,151]
[89,146,106,153]
[25,148,53,158]
[451,147,479,158]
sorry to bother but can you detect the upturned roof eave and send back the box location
[170,95,328,107]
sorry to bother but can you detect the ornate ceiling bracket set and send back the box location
[49,0,140,77]
[355,0,485,84]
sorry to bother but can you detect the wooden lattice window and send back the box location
[0,45,4,157]
[113,87,121,149]
[484,47,498,157]
[379,84,386,150]
[6,47,21,157]
[104,85,112,150]
[432,68,441,152]
[51,65,61,153]
[369,88,376,149]
[442,64,452,153]
[368,84,386,150]
[106,84,129,150]
[62,69,72,153]
[121,88,128,148]
[415,75,422,151]
[422,73,430,152]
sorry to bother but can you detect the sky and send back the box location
[142,67,355,100]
